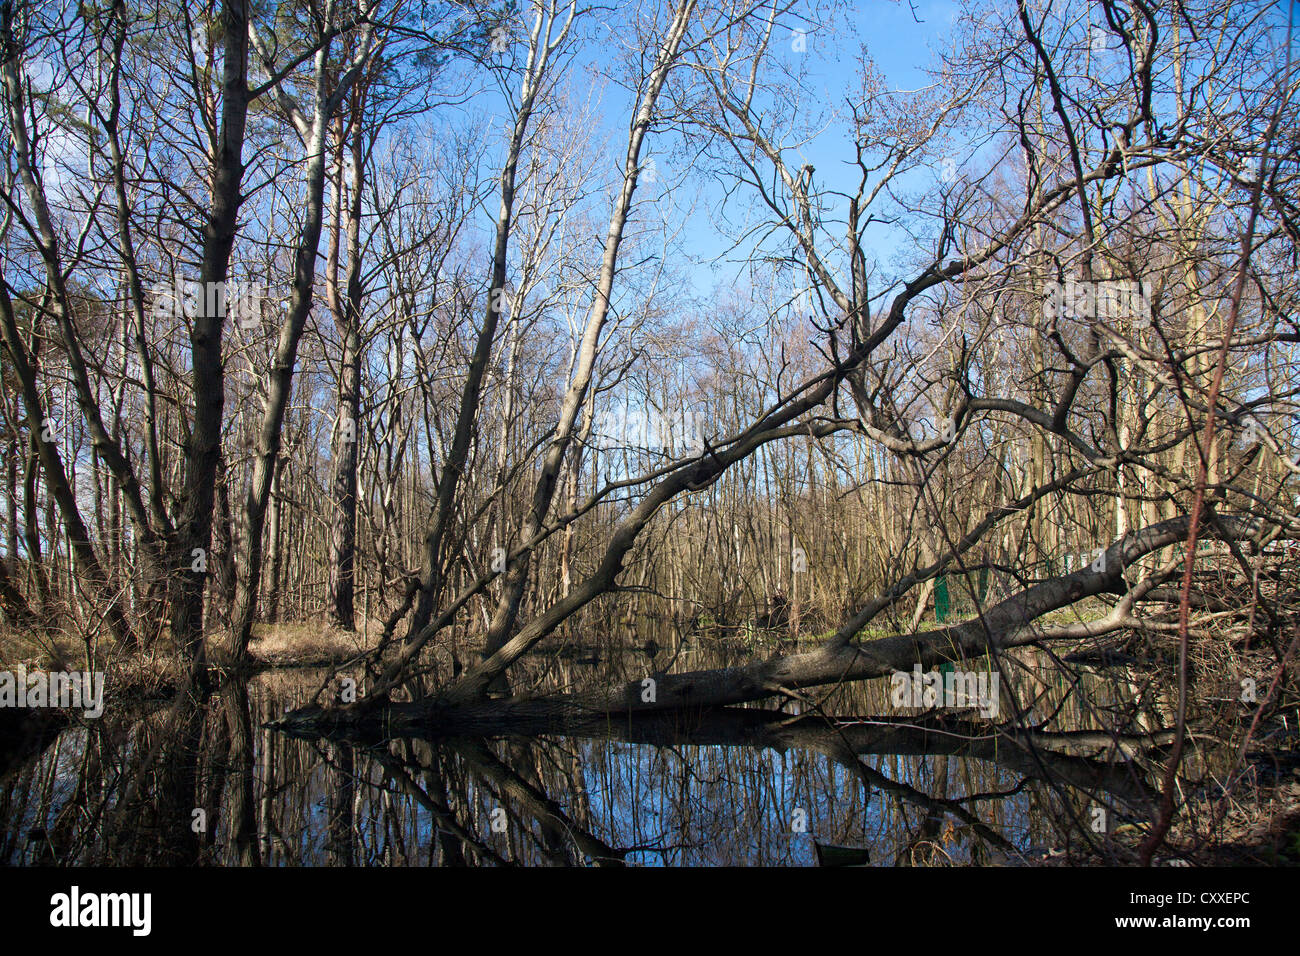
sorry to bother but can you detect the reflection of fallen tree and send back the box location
[278,706,1162,812]
[289,707,1167,865]
[342,738,624,866]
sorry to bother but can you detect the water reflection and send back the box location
[1,637,1189,866]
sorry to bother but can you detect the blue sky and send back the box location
[668,0,965,301]
[425,1,967,313]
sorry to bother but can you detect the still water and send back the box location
[0,634,1189,865]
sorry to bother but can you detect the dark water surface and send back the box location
[0,634,1196,865]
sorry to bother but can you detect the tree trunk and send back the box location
[171,0,252,664]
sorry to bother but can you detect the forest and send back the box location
[0,0,1298,867]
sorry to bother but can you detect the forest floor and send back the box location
[0,617,385,672]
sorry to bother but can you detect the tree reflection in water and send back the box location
[1,635,1195,866]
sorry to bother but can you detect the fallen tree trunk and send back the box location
[279,513,1271,735]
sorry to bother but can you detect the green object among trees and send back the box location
[935,569,990,623]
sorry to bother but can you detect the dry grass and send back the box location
[0,623,94,671]
[240,618,382,666]
[1,616,384,678]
